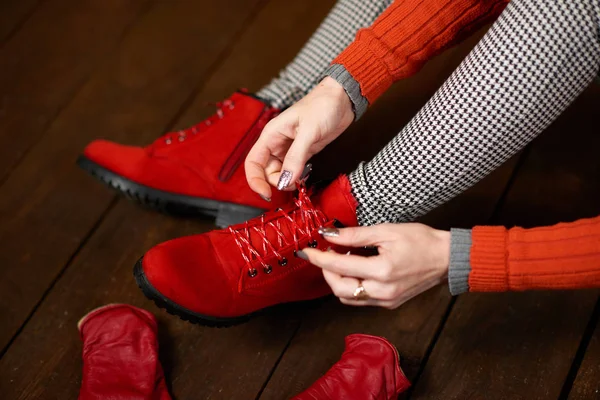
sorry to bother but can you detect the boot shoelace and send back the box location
[229,184,327,278]
[155,99,236,146]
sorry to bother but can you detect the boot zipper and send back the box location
[218,107,279,182]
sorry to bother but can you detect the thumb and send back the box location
[319,225,389,247]
[277,129,314,191]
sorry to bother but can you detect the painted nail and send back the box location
[277,170,293,191]
[318,227,339,237]
[296,250,309,260]
[259,194,271,202]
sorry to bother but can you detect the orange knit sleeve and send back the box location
[333,0,509,104]
[469,215,600,292]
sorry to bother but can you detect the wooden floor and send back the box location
[1,1,599,399]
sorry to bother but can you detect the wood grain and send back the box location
[568,307,600,399]
[0,0,150,183]
[0,0,41,44]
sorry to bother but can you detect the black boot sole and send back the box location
[133,257,328,328]
[77,155,265,228]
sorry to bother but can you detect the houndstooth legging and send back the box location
[260,0,600,226]
[348,0,600,225]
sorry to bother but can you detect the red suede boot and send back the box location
[77,91,290,227]
[78,304,171,400]
[292,334,411,400]
[134,175,358,326]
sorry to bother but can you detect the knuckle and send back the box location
[376,261,393,281]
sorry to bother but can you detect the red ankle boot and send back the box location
[78,304,171,400]
[134,175,358,326]
[77,91,290,227]
[293,334,411,400]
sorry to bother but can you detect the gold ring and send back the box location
[353,281,369,301]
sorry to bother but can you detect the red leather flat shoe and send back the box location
[293,334,411,400]
[78,304,171,400]
[77,91,289,227]
[134,175,358,327]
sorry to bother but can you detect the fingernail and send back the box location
[318,227,339,237]
[326,246,332,252]
[277,170,292,190]
[259,194,271,202]
[296,250,309,260]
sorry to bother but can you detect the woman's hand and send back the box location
[245,77,354,200]
[298,223,451,309]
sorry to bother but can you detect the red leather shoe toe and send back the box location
[141,234,235,318]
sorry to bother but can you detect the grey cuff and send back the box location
[448,228,472,296]
[322,64,369,120]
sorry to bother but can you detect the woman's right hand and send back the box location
[245,76,354,201]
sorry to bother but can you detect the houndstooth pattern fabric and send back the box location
[257,0,393,110]
[350,0,600,226]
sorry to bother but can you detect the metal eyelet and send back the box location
[178,136,185,142]
[206,120,212,126]
[293,250,299,258]
[308,240,318,248]
[165,138,172,145]
[248,268,257,278]
[278,257,288,266]
[263,265,272,274]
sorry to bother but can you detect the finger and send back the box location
[277,130,314,191]
[339,297,394,308]
[300,247,382,280]
[322,269,390,301]
[264,157,283,188]
[319,225,391,247]
[245,138,274,200]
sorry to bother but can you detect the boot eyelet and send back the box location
[263,265,272,274]
[308,240,318,248]
[248,268,257,278]
[178,136,185,142]
[278,257,288,266]
[165,138,172,145]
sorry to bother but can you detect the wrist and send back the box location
[321,76,352,107]
[433,229,451,278]
[321,74,358,121]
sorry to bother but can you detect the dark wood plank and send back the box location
[0,0,40,43]
[0,0,150,183]
[0,0,347,398]
[411,83,600,399]
[569,310,600,399]
[0,0,262,353]
[258,26,523,400]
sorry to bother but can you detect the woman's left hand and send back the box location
[298,223,451,309]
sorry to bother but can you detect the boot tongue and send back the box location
[315,175,358,227]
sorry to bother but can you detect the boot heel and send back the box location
[215,203,265,228]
